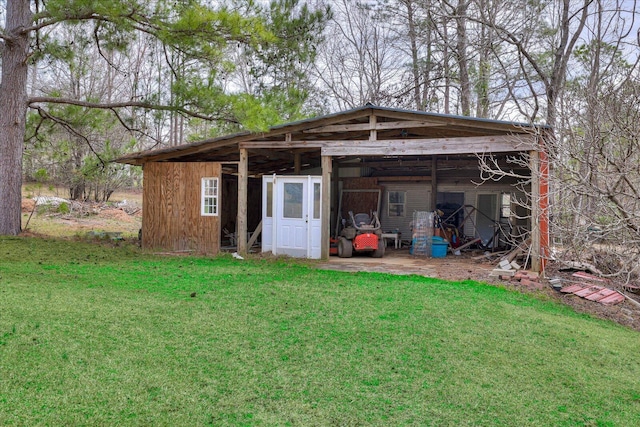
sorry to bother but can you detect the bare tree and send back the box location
[312,0,401,110]
[478,0,640,280]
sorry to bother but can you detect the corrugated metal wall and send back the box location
[378,182,431,240]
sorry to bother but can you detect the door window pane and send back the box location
[313,183,321,219]
[266,182,273,218]
[283,183,303,218]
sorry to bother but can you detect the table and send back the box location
[381,232,401,249]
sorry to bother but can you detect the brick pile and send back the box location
[558,272,625,305]
[489,258,544,289]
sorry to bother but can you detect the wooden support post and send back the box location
[237,148,248,255]
[294,152,301,174]
[321,155,332,260]
[369,114,377,141]
[431,155,438,211]
[332,158,339,237]
[288,133,301,174]
[539,146,550,272]
[530,150,541,272]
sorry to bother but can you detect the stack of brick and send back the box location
[513,270,544,290]
[489,259,521,278]
[489,259,544,289]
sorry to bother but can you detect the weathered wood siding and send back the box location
[143,162,221,254]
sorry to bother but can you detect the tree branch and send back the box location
[31,106,107,168]
[28,96,236,123]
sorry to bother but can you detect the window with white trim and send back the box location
[388,191,406,217]
[201,177,219,216]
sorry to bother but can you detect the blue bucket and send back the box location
[431,236,448,258]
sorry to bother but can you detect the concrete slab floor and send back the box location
[318,248,496,282]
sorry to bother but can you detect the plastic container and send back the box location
[431,236,449,258]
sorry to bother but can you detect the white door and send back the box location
[262,175,322,258]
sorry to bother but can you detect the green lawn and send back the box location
[1,237,639,426]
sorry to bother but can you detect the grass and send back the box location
[1,237,639,426]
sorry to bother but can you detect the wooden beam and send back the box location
[321,156,332,260]
[247,220,263,249]
[368,109,535,133]
[369,114,377,141]
[303,120,446,134]
[247,148,295,161]
[241,140,325,149]
[237,148,248,255]
[242,134,535,153]
[431,156,437,210]
[331,158,339,237]
[338,158,522,170]
[376,176,432,182]
[294,152,301,174]
[321,135,537,156]
[530,150,540,273]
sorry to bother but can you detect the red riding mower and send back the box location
[337,211,385,258]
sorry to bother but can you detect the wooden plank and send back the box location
[321,135,537,156]
[454,237,482,251]
[369,114,377,141]
[368,108,534,132]
[294,152,301,174]
[303,120,446,133]
[431,156,437,210]
[142,162,220,255]
[247,220,263,248]
[242,135,535,151]
[376,176,432,182]
[321,156,332,260]
[241,140,325,149]
[237,148,248,255]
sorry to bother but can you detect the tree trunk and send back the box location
[455,0,470,116]
[0,0,31,235]
[406,0,422,110]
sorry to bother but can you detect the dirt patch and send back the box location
[21,197,141,237]
[100,208,134,223]
[21,198,36,212]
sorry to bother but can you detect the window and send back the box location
[283,183,303,218]
[201,177,219,216]
[313,183,321,219]
[266,181,273,218]
[501,193,512,218]
[388,191,406,217]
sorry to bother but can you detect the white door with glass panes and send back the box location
[262,175,322,258]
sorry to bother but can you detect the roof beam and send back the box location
[321,135,537,156]
[240,140,325,149]
[242,134,536,154]
[371,109,532,133]
[303,120,446,134]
